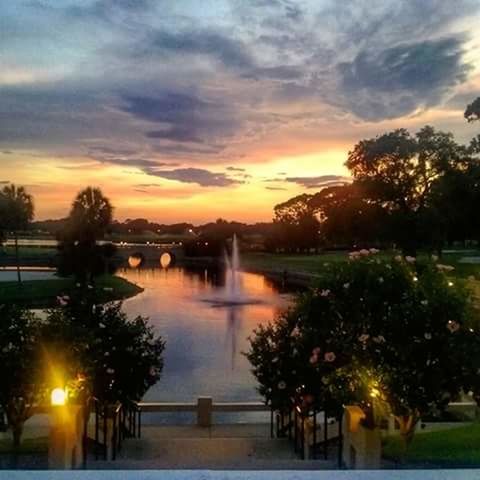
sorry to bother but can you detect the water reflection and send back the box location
[117,266,290,403]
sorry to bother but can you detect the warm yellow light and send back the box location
[160,252,172,269]
[370,387,380,398]
[51,387,67,406]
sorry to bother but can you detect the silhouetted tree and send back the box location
[273,194,320,252]
[57,187,116,283]
[346,126,471,254]
[465,97,480,123]
[0,305,43,449]
[310,184,389,248]
[0,184,34,283]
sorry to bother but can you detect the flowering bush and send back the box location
[0,305,44,447]
[43,291,165,405]
[247,252,480,445]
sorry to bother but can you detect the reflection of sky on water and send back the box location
[118,267,290,406]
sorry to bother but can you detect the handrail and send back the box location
[136,400,269,413]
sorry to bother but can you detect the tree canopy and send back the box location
[247,253,479,446]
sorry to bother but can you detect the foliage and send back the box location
[247,253,480,444]
[57,187,117,283]
[0,305,44,447]
[270,194,320,252]
[0,184,35,282]
[465,97,480,123]
[43,292,165,404]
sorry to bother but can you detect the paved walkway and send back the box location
[91,424,336,470]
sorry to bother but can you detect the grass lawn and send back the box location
[243,250,480,278]
[1,246,57,257]
[0,275,143,308]
[0,436,48,454]
[383,422,480,466]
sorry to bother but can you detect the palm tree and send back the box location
[0,185,34,283]
[57,187,114,283]
[69,187,113,242]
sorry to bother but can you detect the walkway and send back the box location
[91,424,336,470]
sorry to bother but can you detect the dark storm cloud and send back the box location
[285,175,351,189]
[96,158,179,169]
[118,93,237,154]
[143,167,242,187]
[64,0,155,22]
[242,65,304,81]
[146,126,202,143]
[338,36,472,120]
[121,93,207,124]
[130,29,254,71]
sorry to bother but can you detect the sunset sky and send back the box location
[1,0,480,223]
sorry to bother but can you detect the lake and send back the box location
[0,266,291,422]
[117,266,291,403]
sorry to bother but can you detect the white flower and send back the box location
[424,333,432,340]
[405,256,416,263]
[343,282,350,289]
[378,277,384,283]
[106,368,115,374]
[369,248,380,254]
[421,300,428,306]
[394,255,402,262]
[320,289,331,297]
[372,335,386,344]
[87,284,94,289]
[359,249,370,256]
[278,381,286,390]
[99,322,106,329]
[431,255,439,262]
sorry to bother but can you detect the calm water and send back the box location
[117,266,290,403]
[0,266,291,422]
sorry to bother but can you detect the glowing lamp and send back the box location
[51,387,67,406]
[370,387,380,399]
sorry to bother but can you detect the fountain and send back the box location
[202,234,262,306]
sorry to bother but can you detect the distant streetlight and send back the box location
[51,387,67,406]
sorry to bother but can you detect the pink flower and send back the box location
[372,335,386,344]
[369,248,380,254]
[447,321,460,333]
[359,249,370,256]
[437,264,454,272]
[290,327,300,337]
[324,352,336,362]
[358,334,370,343]
[309,354,318,364]
[57,296,68,306]
[312,347,321,355]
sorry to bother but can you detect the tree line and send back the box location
[269,98,480,255]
